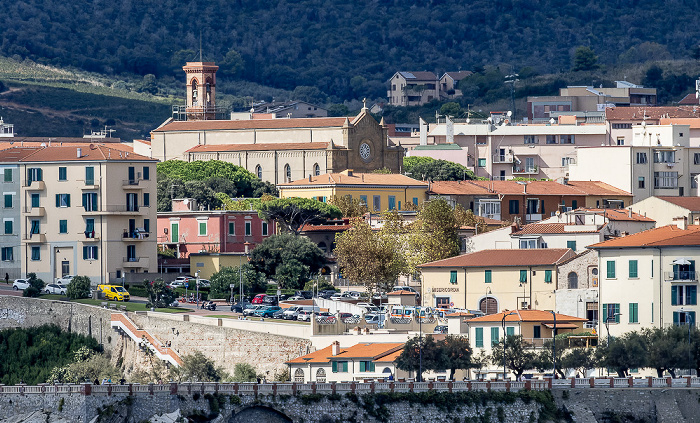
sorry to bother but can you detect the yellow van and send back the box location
[98,285,130,301]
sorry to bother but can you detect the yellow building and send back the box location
[418,249,576,313]
[277,170,428,212]
[187,252,249,280]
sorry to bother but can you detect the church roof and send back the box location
[279,172,427,188]
[186,142,332,153]
[153,117,348,132]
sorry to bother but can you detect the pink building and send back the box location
[157,199,274,260]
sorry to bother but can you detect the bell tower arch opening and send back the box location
[183,61,219,120]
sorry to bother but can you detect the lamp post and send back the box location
[418,311,423,382]
[240,242,251,303]
[501,310,518,380]
[195,270,200,309]
[547,310,557,378]
[681,308,693,375]
[604,312,622,376]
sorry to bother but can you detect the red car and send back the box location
[251,294,267,304]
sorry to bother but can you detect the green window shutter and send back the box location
[4,194,11,208]
[360,361,365,372]
[83,246,88,260]
[485,270,492,283]
[31,194,39,208]
[413,197,418,206]
[65,194,70,207]
[342,362,348,372]
[533,325,541,338]
[144,219,150,233]
[671,286,678,306]
[687,286,697,305]
[58,167,66,180]
[519,270,527,283]
[614,304,620,323]
[450,270,457,284]
[4,220,12,234]
[55,194,60,207]
[629,303,638,323]
[60,220,67,234]
[143,193,150,207]
[544,270,552,283]
[331,361,337,373]
[371,362,375,372]
[491,327,500,346]
[475,328,483,347]
[228,222,234,235]
[199,221,206,235]
[3,169,11,182]
[506,326,514,337]
[674,312,680,326]
[567,240,576,250]
[629,260,638,278]
[85,167,94,185]
[143,166,150,180]
[607,260,616,278]
[93,247,98,260]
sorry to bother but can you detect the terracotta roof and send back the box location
[0,137,122,143]
[0,141,133,152]
[589,224,700,248]
[154,117,348,132]
[286,345,335,364]
[186,142,331,153]
[678,94,700,106]
[564,181,633,197]
[582,209,655,222]
[655,196,700,212]
[0,145,154,162]
[387,290,416,296]
[300,223,352,232]
[428,181,492,196]
[446,312,475,317]
[397,71,437,81]
[279,172,427,187]
[419,248,575,268]
[467,309,587,323]
[511,223,601,235]
[606,106,700,121]
[443,71,472,81]
[286,343,404,364]
[375,349,403,363]
[468,180,586,196]
[658,117,700,128]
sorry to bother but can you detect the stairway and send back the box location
[110,313,182,367]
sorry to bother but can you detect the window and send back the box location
[567,272,578,289]
[128,166,136,183]
[475,327,484,347]
[126,193,138,211]
[450,270,457,284]
[636,152,648,164]
[566,240,576,250]
[526,198,539,214]
[695,153,700,165]
[478,158,486,167]
[519,270,527,283]
[544,270,552,283]
[616,138,625,146]
[85,166,94,185]
[3,168,12,182]
[31,194,39,208]
[359,195,367,206]
[413,197,419,206]
[316,368,326,382]
[524,135,538,144]
[82,193,98,211]
[56,194,70,208]
[485,270,492,283]
[692,174,699,189]
[28,168,43,182]
[3,219,12,234]
[654,150,675,163]
[255,165,262,179]
[58,167,67,181]
[629,303,638,323]
[603,303,620,323]
[3,194,12,209]
[478,200,501,217]
[638,177,645,189]
[284,164,291,182]
[386,195,396,210]
[671,285,698,305]
[31,246,40,261]
[83,246,98,260]
[143,193,150,207]
[629,260,638,278]
[245,221,251,236]
[198,221,207,236]
[674,310,696,326]
[519,238,537,249]
[142,166,150,181]
[612,123,632,129]
[59,220,68,234]
[331,361,348,373]
[126,245,136,261]
[508,200,519,214]
[1,247,12,261]
[533,325,541,338]
[373,195,381,211]
[560,134,574,144]
[359,361,376,372]
[313,163,320,176]
[654,171,678,189]
[228,222,235,235]
[85,218,95,237]
[491,327,499,347]
[606,260,616,278]
[30,219,40,234]
[171,223,179,242]
[571,200,578,209]
[506,326,515,337]
[262,221,268,236]
[143,219,150,234]
[546,135,557,144]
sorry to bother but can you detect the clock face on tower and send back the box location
[359,142,371,161]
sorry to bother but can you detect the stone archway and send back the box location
[229,406,292,423]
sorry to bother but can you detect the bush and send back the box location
[23,273,45,297]
[67,276,91,299]
[232,363,258,382]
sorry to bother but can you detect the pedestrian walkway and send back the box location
[110,313,182,367]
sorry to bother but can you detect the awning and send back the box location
[542,323,579,329]
[673,258,692,265]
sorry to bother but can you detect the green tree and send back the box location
[66,275,91,300]
[560,348,597,377]
[138,74,158,95]
[249,233,326,290]
[454,204,487,233]
[329,194,368,217]
[171,351,225,382]
[327,104,350,117]
[48,347,121,383]
[209,264,267,299]
[408,198,460,266]
[232,363,258,382]
[220,48,245,77]
[534,338,567,378]
[489,335,538,380]
[572,46,599,71]
[257,197,342,235]
[439,102,463,117]
[440,335,473,380]
[146,279,177,308]
[395,335,444,381]
[644,326,688,378]
[402,157,476,181]
[598,331,647,377]
[23,273,45,297]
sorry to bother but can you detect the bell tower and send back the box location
[183,61,219,120]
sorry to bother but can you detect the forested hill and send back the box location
[2,0,699,102]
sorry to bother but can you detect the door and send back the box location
[499,148,506,162]
[128,219,136,237]
[171,223,179,243]
[61,261,70,277]
[127,245,136,261]
[128,166,135,183]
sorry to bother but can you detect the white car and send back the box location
[329,293,344,301]
[45,283,67,295]
[13,279,30,290]
[56,275,74,284]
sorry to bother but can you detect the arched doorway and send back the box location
[479,297,498,315]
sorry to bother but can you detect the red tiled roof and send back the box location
[678,94,700,106]
[186,142,331,153]
[656,196,700,212]
[443,71,473,81]
[467,309,587,323]
[154,117,348,132]
[419,248,575,268]
[564,181,633,197]
[468,180,585,196]
[512,223,601,235]
[428,181,491,196]
[0,145,154,162]
[300,224,352,232]
[589,225,700,248]
[279,172,427,187]
[286,343,404,364]
[582,209,655,222]
[606,106,700,121]
[430,180,631,197]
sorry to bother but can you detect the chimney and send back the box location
[673,216,688,230]
[77,147,82,158]
[331,341,340,356]
[419,118,427,146]
[347,169,353,177]
[309,174,312,182]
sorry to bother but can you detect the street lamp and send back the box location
[604,312,622,376]
[546,310,557,379]
[240,242,251,303]
[501,310,518,380]
[418,309,423,382]
[681,308,693,375]
[195,270,200,308]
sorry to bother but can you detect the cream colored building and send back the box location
[0,145,157,285]
[418,249,576,314]
[631,196,700,227]
[589,223,700,339]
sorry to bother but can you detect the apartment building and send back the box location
[1,163,21,279]
[0,145,157,285]
[631,196,700,227]
[606,106,700,147]
[386,71,439,107]
[589,223,700,339]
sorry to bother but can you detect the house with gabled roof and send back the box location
[631,196,700,227]
[387,71,439,106]
[439,71,472,100]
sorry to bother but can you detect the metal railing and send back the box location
[666,271,698,281]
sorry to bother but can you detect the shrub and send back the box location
[67,276,91,299]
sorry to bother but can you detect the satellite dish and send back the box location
[507,111,512,117]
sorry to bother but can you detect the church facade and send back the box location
[150,62,404,185]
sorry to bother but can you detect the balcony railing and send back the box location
[492,154,514,163]
[666,271,699,281]
[25,181,45,190]
[22,206,45,217]
[122,179,144,189]
[123,231,150,240]
[123,257,149,268]
[513,166,539,175]
[22,233,46,243]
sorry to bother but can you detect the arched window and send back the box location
[313,163,320,176]
[318,242,327,253]
[205,78,212,105]
[316,368,326,382]
[568,272,578,289]
[285,164,291,182]
[255,165,262,179]
[294,368,304,383]
[479,297,498,315]
[191,79,198,105]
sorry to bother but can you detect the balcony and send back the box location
[82,205,146,215]
[83,231,100,242]
[25,181,45,190]
[666,271,698,282]
[513,166,539,175]
[123,257,149,268]
[492,154,514,164]
[81,180,100,190]
[122,230,150,241]
[525,213,543,222]
[122,179,144,189]
[23,233,46,243]
[22,206,45,217]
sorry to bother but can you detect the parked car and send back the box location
[44,283,67,295]
[55,275,74,284]
[282,306,304,320]
[255,306,282,318]
[97,284,130,301]
[13,279,30,290]
[230,301,252,313]
[196,279,211,288]
[329,292,344,301]
[372,292,388,300]
[243,305,264,316]
[168,276,194,289]
[315,311,335,321]
[272,308,286,319]
[318,289,338,299]
[295,291,313,299]
[287,295,306,301]
[357,302,379,313]
[433,325,448,334]
[297,310,316,321]
[262,295,279,306]
[251,294,267,304]
[339,312,356,322]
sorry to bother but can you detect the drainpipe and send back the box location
[464,268,468,309]
[656,247,663,327]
